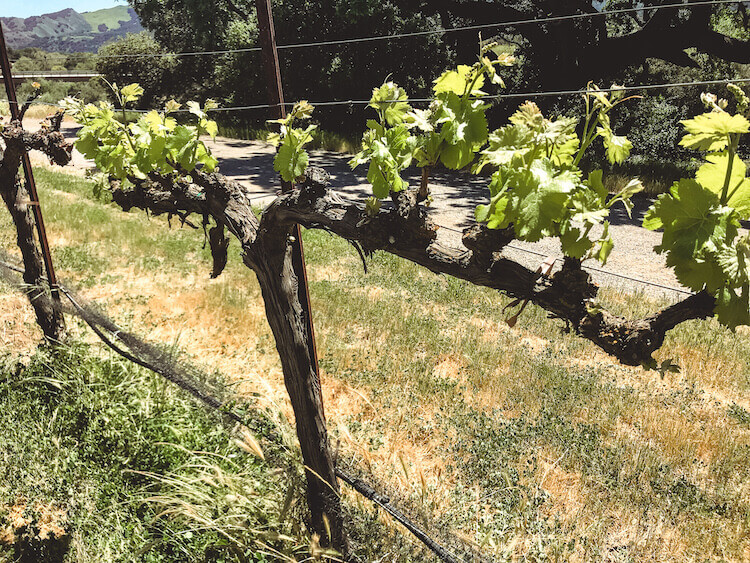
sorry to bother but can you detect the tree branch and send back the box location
[109,166,717,367]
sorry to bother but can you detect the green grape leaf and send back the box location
[537,116,578,144]
[413,133,442,168]
[509,101,545,131]
[120,83,144,104]
[715,243,749,287]
[550,133,580,167]
[187,100,206,119]
[714,284,750,329]
[644,179,737,292]
[203,119,219,139]
[354,123,415,198]
[75,132,99,160]
[194,143,218,172]
[146,134,167,168]
[570,189,608,224]
[290,100,314,120]
[592,229,614,264]
[680,112,750,152]
[165,99,181,113]
[405,108,435,132]
[271,123,316,182]
[274,139,309,182]
[369,82,412,126]
[512,159,577,241]
[475,203,491,223]
[482,194,511,230]
[367,161,390,199]
[475,125,533,172]
[597,126,632,164]
[440,141,474,170]
[695,151,750,217]
[439,94,488,170]
[560,226,593,259]
[433,65,484,96]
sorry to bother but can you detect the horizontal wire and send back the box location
[24,0,743,61]
[274,0,744,51]
[435,222,693,295]
[410,216,697,296]
[6,73,749,115]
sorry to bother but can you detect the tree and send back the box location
[127,0,750,95]
[128,0,452,132]
[96,32,176,109]
[405,0,750,88]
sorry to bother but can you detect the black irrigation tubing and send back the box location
[435,222,694,296]
[334,469,464,563]
[48,0,745,60]
[0,257,465,562]
[7,75,750,114]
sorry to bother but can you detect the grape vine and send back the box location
[643,87,750,328]
[341,48,644,265]
[62,64,750,329]
[61,83,219,182]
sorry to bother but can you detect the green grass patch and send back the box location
[0,342,309,562]
[81,6,133,32]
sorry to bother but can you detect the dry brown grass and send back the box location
[4,167,750,561]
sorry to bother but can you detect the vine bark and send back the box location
[0,116,69,342]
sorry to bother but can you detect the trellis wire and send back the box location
[435,222,694,296]
[6,74,750,115]
[23,0,744,61]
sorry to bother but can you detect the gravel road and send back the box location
[33,121,710,300]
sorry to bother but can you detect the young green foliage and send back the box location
[644,85,750,328]
[62,83,218,181]
[348,83,418,198]
[268,101,317,183]
[350,47,515,199]
[475,88,642,265]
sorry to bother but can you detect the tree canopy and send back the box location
[111,0,750,165]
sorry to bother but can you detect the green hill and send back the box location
[1,6,144,52]
[81,6,133,33]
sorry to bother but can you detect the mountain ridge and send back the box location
[1,6,144,52]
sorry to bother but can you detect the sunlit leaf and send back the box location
[680,112,750,152]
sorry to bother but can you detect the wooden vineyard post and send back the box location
[251,0,346,552]
[0,22,65,342]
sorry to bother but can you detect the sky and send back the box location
[1,0,128,18]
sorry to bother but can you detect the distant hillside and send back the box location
[1,6,144,52]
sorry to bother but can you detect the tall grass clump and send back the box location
[0,342,314,562]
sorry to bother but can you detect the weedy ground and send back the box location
[0,102,63,120]
[1,166,749,562]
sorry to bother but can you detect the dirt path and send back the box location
[35,121,696,299]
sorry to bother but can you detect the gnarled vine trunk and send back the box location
[246,229,346,551]
[0,119,68,342]
[0,177,65,342]
[109,164,719,559]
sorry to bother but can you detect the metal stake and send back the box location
[0,22,60,302]
[254,0,321,385]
